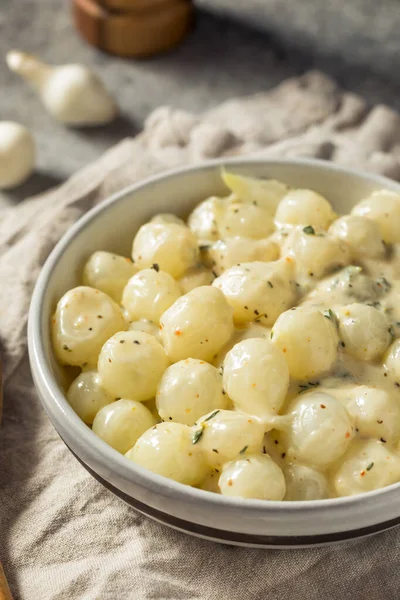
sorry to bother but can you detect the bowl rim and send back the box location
[28,156,400,517]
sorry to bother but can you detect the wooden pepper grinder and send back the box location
[72,0,194,57]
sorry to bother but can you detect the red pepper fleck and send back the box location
[345,432,351,438]
[175,329,182,336]
[360,471,366,477]
[320,404,326,409]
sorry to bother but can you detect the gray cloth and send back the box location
[1,71,400,600]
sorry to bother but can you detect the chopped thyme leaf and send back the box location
[192,428,204,444]
[151,263,160,272]
[267,280,273,288]
[303,225,315,235]
[199,244,211,251]
[270,330,274,339]
[204,409,220,422]
[239,445,248,454]
[366,462,374,471]
[323,309,335,321]
[299,381,320,393]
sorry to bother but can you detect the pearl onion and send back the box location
[344,386,400,443]
[275,189,335,229]
[352,190,400,244]
[333,439,400,497]
[187,196,226,242]
[122,268,181,323]
[271,306,338,380]
[194,409,265,468]
[219,454,286,500]
[329,215,386,259]
[98,330,169,401]
[132,222,199,278]
[156,359,227,426]
[82,251,136,302]
[218,202,274,240]
[223,338,289,421]
[284,392,354,468]
[336,303,391,362]
[160,286,234,363]
[208,238,279,275]
[283,229,350,280]
[66,370,114,424]
[52,286,126,367]
[126,422,208,485]
[213,259,296,326]
[284,465,329,501]
[92,399,155,454]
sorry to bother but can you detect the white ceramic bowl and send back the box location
[29,158,400,548]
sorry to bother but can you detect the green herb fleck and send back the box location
[192,428,204,445]
[299,381,320,393]
[267,281,273,288]
[239,445,248,455]
[366,462,374,471]
[270,330,274,339]
[323,309,335,321]
[151,263,160,272]
[204,410,220,422]
[199,244,211,251]
[303,225,315,235]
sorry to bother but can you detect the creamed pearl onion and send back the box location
[336,303,391,362]
[283,229,350,280]
[343,386,400,444]
[329,215,386,260]
[275,189,335,230]
[66,370,114,424]
[82,251,136,302]
[213,259,296,326]
[333,439,400,497]
[122,268,181,323]
[132,222,199,278]
[223,338,289,421]
[160,286,234,363]
[126,422,208,486]
[217,202,274,240]
[156,359,228,426]
[271,306,338,380]
[194,409,265,468]
[218,454,286,500]
[352,190,400,244]
[284,465,329,501]
[98,330,169,401]
[92,399,155,454]
[208,238,279,275]
[284,392,354,468]
[52,286,126,367]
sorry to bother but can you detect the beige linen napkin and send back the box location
[1,71,400,600]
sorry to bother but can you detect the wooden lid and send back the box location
[72,0,194,58]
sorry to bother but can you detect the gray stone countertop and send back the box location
[0,1,399,205]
